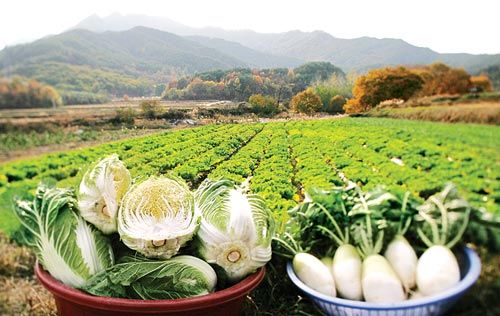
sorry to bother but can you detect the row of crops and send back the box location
[0,118,498,235]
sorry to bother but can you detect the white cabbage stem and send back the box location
[362,254,406,303]
[384,235,418,292]
[333,244,363,300]
[293,253,336,297]
[416,245,460,296]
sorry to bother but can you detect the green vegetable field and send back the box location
[1,117,499,237]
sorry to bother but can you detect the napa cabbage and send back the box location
[83,255,217,299]
[78,154,131,234]
[195,179,275,282]
[14,185,114,288]
[118,176,199,259]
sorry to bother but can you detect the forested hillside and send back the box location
[0,27,246,99]
[71,13,500,73]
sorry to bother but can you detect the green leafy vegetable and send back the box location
[14,184,114,288]
[82,255,217,299]
[195,179,275,282]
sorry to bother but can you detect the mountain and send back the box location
[73,13,193,36]
[0,27,248,97]
[186,36,303,68]
[0,26,246,77]
[185,29,500,73]
[70,13,500,73]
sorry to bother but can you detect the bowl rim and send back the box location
[35,262,265,312]
[286,246,481,310]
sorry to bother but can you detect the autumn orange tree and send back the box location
[413,63,471,96]
[0,77,62,109]
[290,88,322,114]
[470,75,493,92]
[344,67,423,113]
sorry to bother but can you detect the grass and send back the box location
[0,233,56,316]
[368,102,500,124]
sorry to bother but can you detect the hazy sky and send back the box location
[1,0,499,54]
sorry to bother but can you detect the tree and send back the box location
[0,77,63,109]
[248,94,280,117]
[290,88,322,114]
[314,74,353,111]
[293,62,345,92]
[344,67,423,113]
[327,95,346,114]
[479,65,500,91]
[414,63,471,96]
[470,75,493,92]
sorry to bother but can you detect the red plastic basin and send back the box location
[35,263,265,316]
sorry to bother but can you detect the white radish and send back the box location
[311,193,363,300]
[349,187,406,303]
[293,253,336,297]
[416,245,460,296]
[415,184,471,296]
[384,192,418,292]
[333,244,363,300]
[362,254,406,303]
[384,235,418,291]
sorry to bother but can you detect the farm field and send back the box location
[1,117,499,235]
[0,117,499,315]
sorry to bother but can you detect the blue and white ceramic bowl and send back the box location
[286,246,481,316]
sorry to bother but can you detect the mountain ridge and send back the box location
[70,13,500,72]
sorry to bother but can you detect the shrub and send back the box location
[140,100,161,120]
[196,105,253,118]
[344,67,423,113]
[326,95,346,114]
[248,94,280,117]
[290,88,323,114]
[160,109,191,120]
[111,107,136,126]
